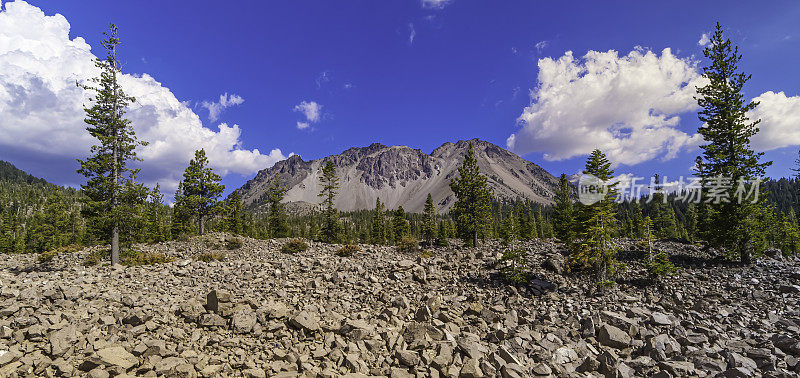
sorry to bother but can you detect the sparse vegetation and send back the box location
[225,237,243,250]
[37,243,81,263]
[500,248,529,285]
[647,252,678,278]
[336,244,360,257]
[396,235,419,253]
[84,247,173,266]
[281,239,309,254]
[196,252,226,262]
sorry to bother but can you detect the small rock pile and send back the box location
[0,234,799,377]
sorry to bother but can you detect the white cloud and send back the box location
[421,0,451,9]
[293,100,321,123]
[201,92,244,122]
[408,23,416,45]
[535,40,549,53]
[293,100,322,129]
[698,33,710,46]
[316,70,331,89]
[749,91,800,151]
[511,46,518,55]
[507,48,706,166]
[0,1,287,192]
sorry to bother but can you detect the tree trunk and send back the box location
[199,215,205,236]
[110,44,120,267]
[111,226,119,265]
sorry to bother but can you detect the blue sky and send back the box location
[1,0,799,197]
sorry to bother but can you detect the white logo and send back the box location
[577,173,607,205]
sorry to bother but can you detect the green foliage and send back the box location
[37,244,81,263]
[396,235,419,253]
[318,160,341,243]
[370,198,387,245]
[392,206,410,244]
[177,149,224,236]
[777,208,800,256]
[281,239,309,254]
[422,194,437,246]
[195,252,226,262]
[223,192,245,235]
[694,23,772,263]
[84,247,172,266]
[225,237,243,250]
[571,149,621,282]
[553,174,574,243]
[336,244,360,257]
[265,175,290,238]
[500,248,529,285]
[434,220,450,247]
[450,143,493,246]
[647,252,678,278]
[498,211,515,246]
[649,175,679,239]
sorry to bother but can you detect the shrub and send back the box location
[500,248,529,285]
[397,235,419,253]
[124,252,174,266]
[176,233,191,242]
[336,244,360,257]
[84,248,174,266]
[37,244,81,263]
[419,250,434,259]
[434,237,449,247]
[281,239,308,254]
[196,252,226,262]
[225,237,243,250]
[647,252,677,278]
[84,248,109,266]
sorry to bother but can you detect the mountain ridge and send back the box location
[235,138,560,213]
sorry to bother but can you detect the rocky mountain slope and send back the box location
[235,139,559,213]
[1,235,799,377]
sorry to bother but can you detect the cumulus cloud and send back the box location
[749,91,800,151]
[698,33,710,46]
[421,0,451,9]
[507,48,706,166]
[293,100,322,130]
[0,1,287,191]
[535,40,549,53]
[201,92,244,122]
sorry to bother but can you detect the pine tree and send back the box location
[27,193,70,253]
[572,149,620,282]
[116,173,150,245]
[180,149,224,236]
[694,23,772,263]
[145,184,167,243]
[370,198,386,245]
[171,182,193,238]
[553,174,574,243]
[449,143,493,246]
[76,24,147,264]
[422,194,437,246]
[630,200,644,239]
[318,160,340,243]
[225,191,245,235]
[265,174,289,238]
[499,211,515,246]
[392,206,409,244]
[685,203,698,242]
[649,175,678,239]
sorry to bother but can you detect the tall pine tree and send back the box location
[265,174,289,238]
[370,198,386,245]
[77,24,147,265]
[694,23,772,263]
[422,194,437,246]
[553,173,574,243]
[449,143,492,246]
[572,149,620,282]
[318,160,340,243]
[179,149,224,236]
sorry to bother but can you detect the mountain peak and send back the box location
[236,138,558,213]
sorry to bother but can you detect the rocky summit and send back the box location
[1,234,800,377]
[235,139,559,213]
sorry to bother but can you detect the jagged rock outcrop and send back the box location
[236,139,559,213]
